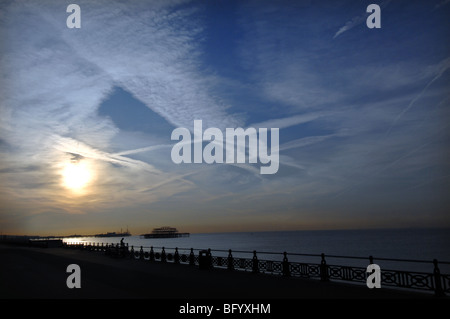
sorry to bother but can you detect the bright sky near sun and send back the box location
[0,0,449,235]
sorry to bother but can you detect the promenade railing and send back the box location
[63,242,450,297]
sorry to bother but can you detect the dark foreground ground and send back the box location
[1,244,441,300]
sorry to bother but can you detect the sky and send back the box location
[0,0,449,236]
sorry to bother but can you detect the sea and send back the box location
[63,228,450,274]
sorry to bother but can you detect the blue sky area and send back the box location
[0,0,449,235]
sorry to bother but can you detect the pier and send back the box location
[140,226,189,239]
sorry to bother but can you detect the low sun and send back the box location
[62,161,92,192]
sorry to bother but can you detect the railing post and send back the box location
[252,250,259,274]
[282,252,290,276]
[174,247,180,264]
[227,249,234,271]
[207,248,212,268]
[161,247,167,262]
[130,245,135,259]
[149,246,155,261]
[189,248,195,266]
[139,246,144,260]
[320,253,329,282]
[433,259,445,297]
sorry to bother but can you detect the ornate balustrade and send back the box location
[63,242,449,296]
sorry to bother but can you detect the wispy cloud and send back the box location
[1,0,449,233]
[333,14,367,39]
[54,0,242,130]
[433,0,450,10]
[0,0,241,215]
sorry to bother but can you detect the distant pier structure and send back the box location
[95,227,131,238]
[141,227,189,239]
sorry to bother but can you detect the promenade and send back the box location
[0,244,433,299]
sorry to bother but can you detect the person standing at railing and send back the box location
[120,238,128,257]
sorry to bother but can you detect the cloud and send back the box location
[54,0,242,130]
[434,0,450,10]
[1,0,449,233]
[0,0,244,214]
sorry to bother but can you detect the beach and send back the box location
[0,244,434,299]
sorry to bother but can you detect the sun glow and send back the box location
[62,161,92,192]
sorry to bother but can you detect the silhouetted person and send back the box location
[120,238,126,257]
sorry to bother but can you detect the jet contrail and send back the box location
[113,144,172,156]
[386,57,450,136]
[51,135,162,175]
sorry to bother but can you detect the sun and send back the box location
[62,160,92,192]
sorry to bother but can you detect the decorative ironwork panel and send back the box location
[272,261,283,274]
[260,260,273,273]
[289,263,301,276]
[308,264,321,278]
[244,259,252,270]
[327,265,366,282]
[290,262,314,278]
[381,270,397,286]
[351,268,367,282]
[381,270,434,291]
[212,256,225,267]
[408,273,434,290]
[233,258,244,269]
